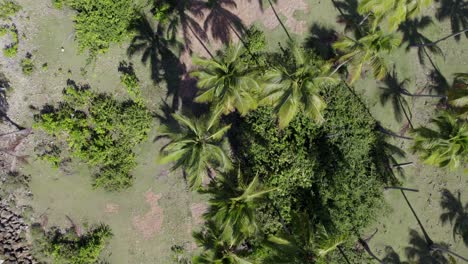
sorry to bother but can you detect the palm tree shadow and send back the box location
[204,0,246,44]
[405,229,450,264]
[435,0,468,41]
[0,72,23,130]
[128,15,186,110]
[440,188,468,246]
[399,16,444,65]
[427,69,450,96]
[379,69,412,126]
[382,246,409,264]
[330,0,366,37]
[304,24,338,60]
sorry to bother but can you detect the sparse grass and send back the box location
[20,55,35,75]
[2,24,18,57]
[0,0,21,20]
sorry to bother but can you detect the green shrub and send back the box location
[231,84,393,235]
[33,224,113,264]
[118,61,142,103]
[66,0,139,56]
[20,56,35,75]
[34,84,152,190]
[2,24,18,57]
[0,26,8,36]
[52,0,64,9]
[0,0,21,20]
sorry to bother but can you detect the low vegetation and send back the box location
[33,83,152,190]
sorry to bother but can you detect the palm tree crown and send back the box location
[333,30,402,84]
[203,173,274,246]
[158,110,231,189]
[191,44,261,116]
[411,111,468,170]
[358,0,433,31]
[263,41,338,128]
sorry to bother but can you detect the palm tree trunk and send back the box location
[392,162,414,168]
[358,237,384,264]
[337,245,352,264]
[0,113,24,130]
[400,89,446,98]
[430,244,468,262]
[397,96,414,129]
[384,186,419,192]
[400,190,434,246]
[267,0,292,41]
[226,21,261,66]
[377,124,414,140]
[413,28,468,47]
[187,23,216,60]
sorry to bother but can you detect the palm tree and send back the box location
[191,44,261,116]
[411,111,468,170]
[263,41,339,128]
[264,212,346,264]
[333,30,402,84]
[358,0,433,31]
[192,220,253,264]
[157,110,231,189]
[203,173,274,245]
[448,73,468,119]
[440,189,468,246]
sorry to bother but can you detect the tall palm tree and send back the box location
[191,44,261,116]
[158,110,231,189]
[411,111,468,170]
[333,30,402,84]
[203,173,274,245]
[448,73,468,119]
[264,212,346,264]
[358,0,433,31]
[263,41,339,128]
[192,220,253,264]
[440,189,468,246]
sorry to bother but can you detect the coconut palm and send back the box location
[158,110,231,189]
[264,212,346,264]
[411,111,468,170]
[358,0,433,31]
[192,220,253,264]
[263,41,338,128]
[203,173,275,245]
[448,73,468,119]
[333,30,402,84]
[191,44,261,116]
[436,0,468,41]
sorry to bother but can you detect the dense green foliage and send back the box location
[66,0,139,56]
[33,224,112,264]
[34,85,152,190]
[231,84,391,235]
[0,0,21,20]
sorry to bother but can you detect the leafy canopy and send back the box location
[34,85,152,191]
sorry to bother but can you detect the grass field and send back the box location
[0,0,466,263]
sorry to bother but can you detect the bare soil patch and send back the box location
[132,191,164,240]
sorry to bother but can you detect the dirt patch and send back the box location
[190,203,207,226]
[132,191,164,240]
[104,203,120,214]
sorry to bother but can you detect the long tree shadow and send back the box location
[0,72,23,130]
[382,246,409,264]
[304,24,338,60]
[399,16,443,66]
[128,15,186,110]
[203,0,245,44]
[440,188,468,246]
[436,0,468,41]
